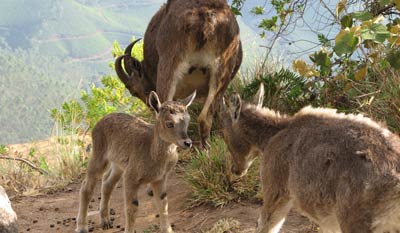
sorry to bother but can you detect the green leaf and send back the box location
[379,0,391,6]
[361,23,391,43]
[340,15,353,29]
[259,16,278,31]
[0,145,6,154]
[352,11,372,21]
[317,34,331,47]
[251,6,264,15]
[387,49,400,70]
[230,7,242,16]
[39,156,49,171]
[334,30,359,56]
[309,50,332,76]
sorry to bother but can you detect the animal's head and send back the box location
[148,90,196,149]
[115,39,153,103]
[219,84,264,176]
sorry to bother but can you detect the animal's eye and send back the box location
[166,122,174,128]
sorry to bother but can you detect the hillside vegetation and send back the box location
[0,45,94,144]
[0,0,261,144]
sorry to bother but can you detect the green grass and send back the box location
[184,137,261,208]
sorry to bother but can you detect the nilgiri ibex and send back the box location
[76,91,196,233]
[115,0,242,147]
[220,87,400,233]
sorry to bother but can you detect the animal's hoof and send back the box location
[75,229,88,233]
[102,220,113,230]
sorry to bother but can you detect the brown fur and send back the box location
[115,0,242,147]
[220,92,400,233]
[76,91,196,233]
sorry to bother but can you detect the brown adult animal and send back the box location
[115,0,242,147]
[220,87,400,233]
[76,91,196,233]
[0,186,18,233]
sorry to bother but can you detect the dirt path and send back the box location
[12,170,316,233]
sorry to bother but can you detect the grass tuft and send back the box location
[203,218,241,233]
[184,137,260,208]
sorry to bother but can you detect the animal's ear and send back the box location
[253,83,265,108]
[229,93,242,123]
[148,91,161,114]
[181,90,196,108]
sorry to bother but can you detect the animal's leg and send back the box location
[151,177,173,233]
[197,68,218,148]
[155,55,181,102]
[197,54,239,148]
[337,206,372,233]
[256,193,292,233]
[76,154,108,233]
[99,163,123,229]
[123,171,140,233]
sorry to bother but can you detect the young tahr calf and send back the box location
[220,88,400,233]
[76,91,196,233]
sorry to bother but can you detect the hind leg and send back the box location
[256,192,292,233]
[76,155,108,233]
[99,163,123,229]
[337,207,373,233]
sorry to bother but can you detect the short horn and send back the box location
[115,54,131,88]
[124,38,142,76]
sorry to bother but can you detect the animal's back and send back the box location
[92,113,152,165]
[265,106,400,230]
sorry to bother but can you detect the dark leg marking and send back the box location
[147,189,154,197]
[132,200,139,206]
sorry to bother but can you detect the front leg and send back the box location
[151,177,173,233]
[123,172,140,233]
[156,55,181,102]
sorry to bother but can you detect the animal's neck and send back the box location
[239,105,289,150]
[151,126,177,160]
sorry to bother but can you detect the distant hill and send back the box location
[0,0,262,67]
[0,0,263,144]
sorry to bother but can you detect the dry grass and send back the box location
[0,120,90,195]
[203,218,241,233]
[345,67,400,134]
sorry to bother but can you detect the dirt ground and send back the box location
[11,169,317,233]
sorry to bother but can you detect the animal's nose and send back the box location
[184,139,192,148]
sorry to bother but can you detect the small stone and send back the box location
[32,220,38,224]
[54,207,59,211]
[50,224,55,228]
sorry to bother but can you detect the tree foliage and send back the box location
[50,38,148,136]
[232,0,400,132]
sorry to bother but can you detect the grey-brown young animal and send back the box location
[115,0,242,147]
[220,86,400,233]
[76,91,196,233]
